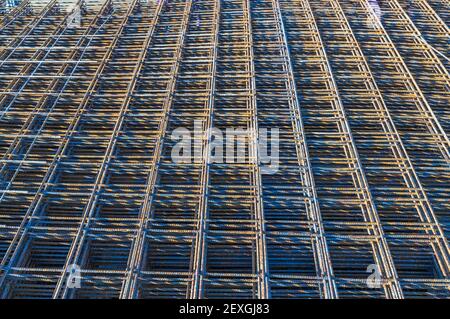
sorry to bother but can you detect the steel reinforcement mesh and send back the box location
[0,0,449,298]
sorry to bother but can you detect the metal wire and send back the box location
[0,0,449,299]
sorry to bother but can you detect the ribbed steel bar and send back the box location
[52,0,164,298]
[309,0,450,298]
[189,0,264,298]
[0,2,86,192]
[0,0,142,298]
[425,0,450,26]
[245,0,269,299]
[278,0,403,299]
[0,0,42,35]
[118,0,193,299]
[188,0,219,299]
[397,0,449,71]
[0,0,113,267]
[0,0,449,299]
[273,0,338,298]
[0,0,58,56]
[0,0,29,25]
[340,0,450,248]
[249,0,338,298]
[374,0,450,136]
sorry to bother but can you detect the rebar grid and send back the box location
[0,0,449,299]
[425,0,449,28]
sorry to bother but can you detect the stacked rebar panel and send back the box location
[0,0,449,299]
